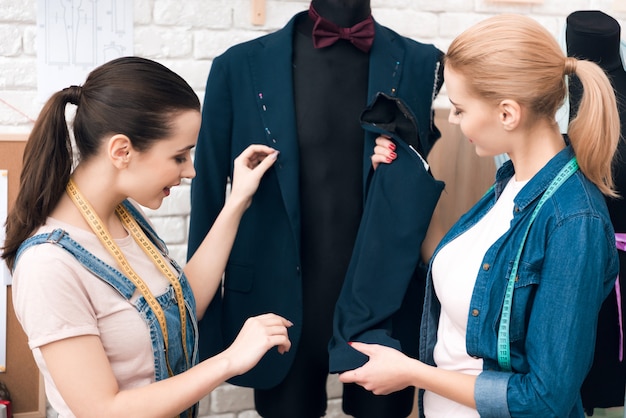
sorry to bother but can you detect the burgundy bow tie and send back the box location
[308,4,375,53]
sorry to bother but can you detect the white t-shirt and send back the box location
[423,177,526,417]
[12,217,171,418]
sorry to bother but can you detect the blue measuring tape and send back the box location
[497,156,579,371]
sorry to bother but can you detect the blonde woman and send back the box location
[341,14,620,418]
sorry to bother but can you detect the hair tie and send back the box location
[564,57,577,76]
[63,85,82,106]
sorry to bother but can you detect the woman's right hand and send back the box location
[222,313,293,376]
[371,135,397,170]
[229,144,279,208]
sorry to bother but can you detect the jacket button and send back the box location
[471,309,479,317]
[482,263,490,271]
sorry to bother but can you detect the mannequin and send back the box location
[188,0,444,416]
[272,0,373,415]
[566,10,626,415]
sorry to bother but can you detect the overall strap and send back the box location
[13,200,176,299]
[15,228,136,299]
[121,200,169,258]
[120,200,185,272]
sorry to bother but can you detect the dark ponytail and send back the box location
[2,56,200,270]
[2,89,74,270]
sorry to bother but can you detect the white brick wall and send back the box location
[2,1,626,417]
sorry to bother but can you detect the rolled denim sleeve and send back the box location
[475,371,512,418]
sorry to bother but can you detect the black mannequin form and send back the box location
[566,10,626,415]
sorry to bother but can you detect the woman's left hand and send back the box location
[371,135,397,170]
[339,342,415,395]
[229,144,279,207]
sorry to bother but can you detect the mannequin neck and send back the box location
[310,0,371,27]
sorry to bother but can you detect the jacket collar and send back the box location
[495,143,576,212]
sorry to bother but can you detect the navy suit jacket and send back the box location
[188,11,443,389]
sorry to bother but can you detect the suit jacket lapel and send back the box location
[362,22,406,189]
[368,21,405,102]
[248,14,302,246]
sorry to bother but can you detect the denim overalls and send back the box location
[15,200,199,418]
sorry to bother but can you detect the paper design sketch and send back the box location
[37,0,134,101]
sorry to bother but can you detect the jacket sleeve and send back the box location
[328,94,444,373]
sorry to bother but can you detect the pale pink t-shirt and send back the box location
[12,217,171,418]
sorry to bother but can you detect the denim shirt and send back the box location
[419,146,619,418]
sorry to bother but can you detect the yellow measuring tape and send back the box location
[66,179,190,378]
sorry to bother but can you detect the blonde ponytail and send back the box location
[567,59,620,197]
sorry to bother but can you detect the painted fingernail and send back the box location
[389,143,396,151]
[390,152,397,159]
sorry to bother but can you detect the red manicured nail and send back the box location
[389,143,396,151]
[348,342,353,346]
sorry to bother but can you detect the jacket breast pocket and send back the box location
[224,262,254,293]
[508,261,540,342]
